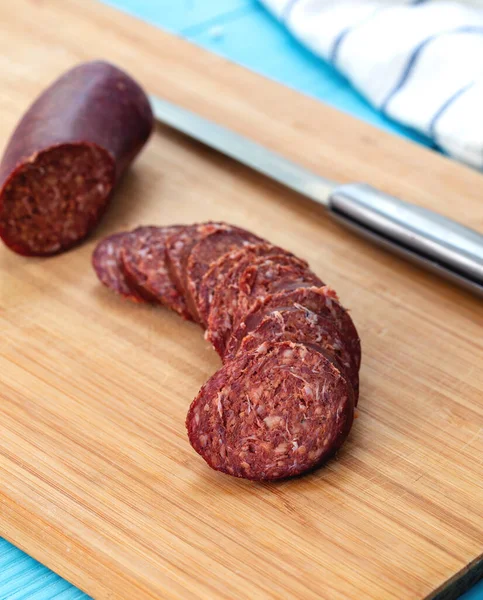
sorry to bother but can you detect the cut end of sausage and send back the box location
[186,341,355,481]
[0,142,115,256]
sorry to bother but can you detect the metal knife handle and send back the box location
[328,183,483,296]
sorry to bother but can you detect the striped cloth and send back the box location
[260,0,483,168]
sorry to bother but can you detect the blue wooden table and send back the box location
[1,2,481,598]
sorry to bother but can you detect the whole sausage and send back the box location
[186,341,355,481]
[0,61,153,256]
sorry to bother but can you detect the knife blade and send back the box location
[149,95,483,297]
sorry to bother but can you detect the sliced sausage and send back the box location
[186,228,264,322]
[0,61,153,256]
[207,254,322,359]
[165,222,229,321]
[186,341,355,481]
[197,242,298,326]
[226,306,359,403]
[92,232,144,302]
[120,225,192,320]
[228,285,361,372]
[236,257,324,320]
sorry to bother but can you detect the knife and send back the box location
[149,95,483,298]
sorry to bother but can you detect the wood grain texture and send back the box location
[0,1,482,599]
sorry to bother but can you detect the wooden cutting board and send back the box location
[0,1,482,599]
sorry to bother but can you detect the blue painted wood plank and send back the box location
[187,5,432,147]
[0,539,90,599]
[461,580,483,600]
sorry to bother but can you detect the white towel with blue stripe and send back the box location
[260,0,483,168]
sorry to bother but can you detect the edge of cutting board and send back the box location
[0,1,482,599]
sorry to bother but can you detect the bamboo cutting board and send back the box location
[0,1,482,598]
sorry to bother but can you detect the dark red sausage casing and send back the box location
[0,60,154,256]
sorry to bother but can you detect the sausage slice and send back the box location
[186,341,354,481]
[227,285,361,372]
[120,225,192,320]
[197,242,297,327]
[227,306,359,402]
[92,232,144,302]
[207,254,322,358]
[186,228,264,322]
